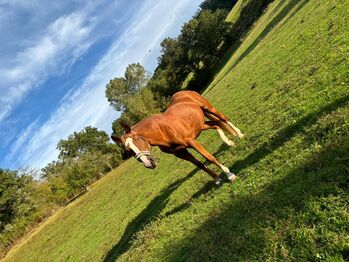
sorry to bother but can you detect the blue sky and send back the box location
[0,0,201,170]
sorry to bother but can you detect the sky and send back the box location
[0,0,202,170]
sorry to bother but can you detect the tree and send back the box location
[151,37,191,96]
[0,169,22,231]
[106,63,161,135]
[124,63,149,92]
[105,78,128,111]
[56,126,119,161]
[111,88,161,135]
[180,10,231,70]
[42,126,122,202]
[0,169,36,232]
[199,0,237,12]
[105,63,150,111]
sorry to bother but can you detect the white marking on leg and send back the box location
[227,121,244,138]
[219,164,230,173]
[215,177,222,186]
[217,128,235,146]
[219,164,237,181]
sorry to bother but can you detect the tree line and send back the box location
[0,0,275,256]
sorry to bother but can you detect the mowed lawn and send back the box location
[4,0,349,261]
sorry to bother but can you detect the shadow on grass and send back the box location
[206,96,349,180]
[164,99,349,261]
[208,0,310,93]
[230,95,349,174]
[166,133,349,261]
[231,0,310,66]
[103,167,216,261]
[164,181,216,217]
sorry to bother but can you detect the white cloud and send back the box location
[5,118,39,164]
[0,12,94,123]
[6,0,200,169]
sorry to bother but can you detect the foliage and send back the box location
[147,5,246,98]
[180,10,231,69]
[0,169,54,255]
[42,126,122,203]
[199,0,238,12]
[47,152,115,204]
[148,38,189,98]
[105,63,150,111]
[0,170,27,232]
[107,65,160,135]
[146,0,275,96]
[56,126,118,161]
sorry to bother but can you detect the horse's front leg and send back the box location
[173,149,222,186]
[188,140,237,182]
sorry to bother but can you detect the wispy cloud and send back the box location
[2,0,200,170]
[5,118,39,165]
[0,11,94,123]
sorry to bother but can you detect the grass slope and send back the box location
[4,0,349,261]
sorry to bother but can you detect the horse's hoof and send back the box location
[238,133,245,139]
[227,173,237,182]
[215,178,222,186]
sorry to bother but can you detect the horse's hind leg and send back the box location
[188,140,237,182]
[202,121,235,146]
[173,149,222,186]
[178,91,244,138]
[199,98,244,138]
[204,110,244,138]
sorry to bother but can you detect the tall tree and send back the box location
[105,63,150,111]
[0,169,33,232]
[180,10,231,70]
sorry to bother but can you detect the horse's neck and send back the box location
[133,120,166,147]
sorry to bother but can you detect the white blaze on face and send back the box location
[125,137,152,166]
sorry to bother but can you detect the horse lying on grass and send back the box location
[111,90,244,186]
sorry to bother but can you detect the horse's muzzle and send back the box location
[145,156,157,169]
[135,152,157,169]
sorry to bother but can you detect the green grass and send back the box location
[226,0,245,23]
[3,0,349,261]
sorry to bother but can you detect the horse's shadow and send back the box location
[103,168,216,261]
[229,95,349,175]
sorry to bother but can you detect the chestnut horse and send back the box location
[111,90,244,185]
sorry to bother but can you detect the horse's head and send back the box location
[111,123,157,169]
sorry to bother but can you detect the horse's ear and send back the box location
[120,122,131,133]
[111,134,122,144]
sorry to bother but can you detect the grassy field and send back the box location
[3,0,349,261]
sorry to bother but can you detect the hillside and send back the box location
[3,0,349,261]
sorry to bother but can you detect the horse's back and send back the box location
[169,91,212,109]
[165,101,204,120]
